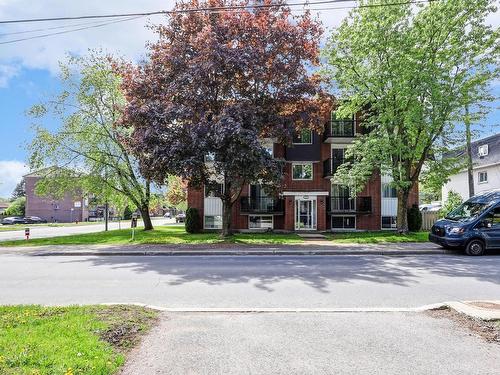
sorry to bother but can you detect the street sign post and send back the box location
[131,213,138,241]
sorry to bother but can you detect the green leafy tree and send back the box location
[440,190,463,218]
[165,175,187,211]
[322,0,499,233]
[4,197,26,217]
[11,178,26,200]
[27,53,156,230]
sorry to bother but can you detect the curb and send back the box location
[31,249,458,257]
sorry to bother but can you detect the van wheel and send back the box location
[465,239,485,256]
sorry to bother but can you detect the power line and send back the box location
[0,0,435,25]
[0,17,134,37]
[0,0,435,45]
[0,16,145,45]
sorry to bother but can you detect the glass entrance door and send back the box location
[295,198,317,230]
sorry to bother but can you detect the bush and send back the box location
[123,205,133,220]
[185,207,201,233]
[439,190,463,218]
[4,197,26,216]
[407,205,422,232]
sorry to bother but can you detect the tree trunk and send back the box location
[465,105,474,198]
[140,204,154,231]
[396,189,410,234]
[220,199,233,239]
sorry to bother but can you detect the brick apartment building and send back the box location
[25,171,89,223]
[187,111,418,232]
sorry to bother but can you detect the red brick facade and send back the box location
[25,175,89,223]
[187,118,419,232]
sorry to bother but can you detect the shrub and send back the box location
[407,205,422,232]
[4,197,26,216]
[185,207,201,233]
[123,205,133,220]
[439,190,463,218]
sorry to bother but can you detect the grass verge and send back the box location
[0,226,305,247]
[0,305,158,374]
[326,231,428,244]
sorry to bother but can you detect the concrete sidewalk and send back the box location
[0,241,459,256]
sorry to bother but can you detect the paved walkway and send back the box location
[0,241,456,256]
[121,311,500,375]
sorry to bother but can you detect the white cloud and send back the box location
[0,160,28,198]
[0,64,19,87]
[0,1,348,83]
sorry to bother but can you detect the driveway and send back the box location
[0,218,171,241]
[122,312,500,375]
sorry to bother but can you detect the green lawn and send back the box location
[0,226,305,247]
[0,305,158,375]
[327,231,429,244]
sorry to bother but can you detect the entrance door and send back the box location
[295,198,317,230]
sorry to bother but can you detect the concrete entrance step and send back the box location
[297,233,327,239]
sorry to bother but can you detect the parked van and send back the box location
[429,190,500,255]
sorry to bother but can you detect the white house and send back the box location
[442,133,500,201]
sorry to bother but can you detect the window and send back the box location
[292,163,313,180]
[382,183,397,198]
[332,148,346,174]
[249,215,273,229]
[292,129,312,144]
[478,171,488,184]
[484,207,500,228]
[382,216,397,229]
[204,215,222,229]
[261,141,274,157]
[205,183,223,198]
[330,111,355,137]
[331,216,356,230]
[478,144,489,157]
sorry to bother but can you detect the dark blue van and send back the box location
[429,190,500,256]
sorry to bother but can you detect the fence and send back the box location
[422,211,439,231]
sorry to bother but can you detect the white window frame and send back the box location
[248,215,273,230]
[204,215,222,229]
[292,162,313,181]
[478,144,489,157]
[331,215,356,231]
[292,129,313,145]
[478,171,488,184]
[381,216,397,230]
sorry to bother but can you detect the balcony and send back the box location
[323,120,355,142]
[327,196,372,214]
[323,158,344,178]
[240,197,284,214]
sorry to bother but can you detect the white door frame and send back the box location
[294,196,317,231]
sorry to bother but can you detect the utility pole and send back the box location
[465,104,474,199]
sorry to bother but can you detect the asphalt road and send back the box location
[0,218,171,241]
[122,312,500,375]
[0,253,498,308]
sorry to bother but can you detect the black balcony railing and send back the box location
[240,197,284,214]
[327,196,372,214]
[324,120,355,139]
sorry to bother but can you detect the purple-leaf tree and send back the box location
[117,0,328,237]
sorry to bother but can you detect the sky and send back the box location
[0,1,498,198]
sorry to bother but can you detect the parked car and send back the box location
[420,203,442,212]
[429,189,500,256]
[175,212,186,223]
[24,216,47,224]
[163,212,171,218]
[1,216,25,225]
